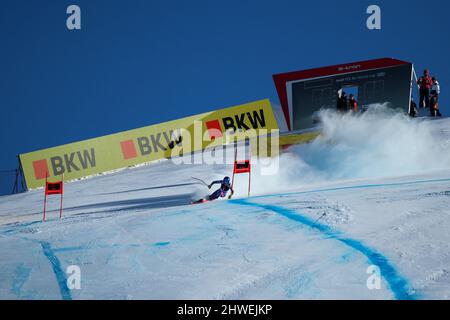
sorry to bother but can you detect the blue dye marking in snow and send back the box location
[285,272,313,299]
[230,199,417,300]
[11,263,31,297]
[339,251,357,264]
[53,245,87,253]
[40,242,72,300]
[0,220,41,236]
[154,242,170,247]
[53,243,154,253]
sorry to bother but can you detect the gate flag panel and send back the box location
[42,173,64,221]
[231,138,252,197]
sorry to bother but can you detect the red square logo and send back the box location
[205,119,223,140]
[32,159,49,180]
[120,140,138,160]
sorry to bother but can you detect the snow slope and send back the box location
[1,109,450,300]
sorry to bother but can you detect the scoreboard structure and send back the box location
[273,58,414,131]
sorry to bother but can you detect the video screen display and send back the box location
[291,64,412,130]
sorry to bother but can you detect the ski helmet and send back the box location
[223,176,231,185]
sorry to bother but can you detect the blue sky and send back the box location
[1,0,449,194]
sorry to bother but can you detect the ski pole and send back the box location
[191,177,209,188]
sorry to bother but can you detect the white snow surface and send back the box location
[1,108,450,300]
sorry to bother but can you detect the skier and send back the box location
[192,176,234,203]
[417,69,433,108]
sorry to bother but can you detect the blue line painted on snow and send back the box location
[40,242,72,300]
[53,245,87,253]
[11,263,31,297]
[230,199,416,300]
[249,177,450,200]
[154,241,170,247]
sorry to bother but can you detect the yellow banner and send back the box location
[19,99,278,189]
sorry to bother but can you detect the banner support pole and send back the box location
[11,169,18,195]
[17,156,27,192]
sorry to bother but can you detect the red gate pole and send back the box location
[231,141,237,189]
[43,194,47,222]
[43,172,48,222]
[59,192,63,219]
[59,174,64,219]
[248,171,251,197]
[248,140,252,197]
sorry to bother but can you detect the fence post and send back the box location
[11,169,18,194]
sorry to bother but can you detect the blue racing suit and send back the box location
[207,180,234,200]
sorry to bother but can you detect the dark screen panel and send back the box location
[291,64,412,130]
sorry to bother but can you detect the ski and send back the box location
[191,199,209,205]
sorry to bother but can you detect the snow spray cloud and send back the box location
[170,123,280,173]
[246,104,450,196]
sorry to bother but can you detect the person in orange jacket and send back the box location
[348,94,358,113]
[417,69,433,108]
